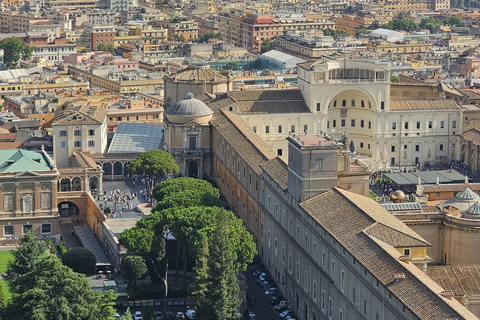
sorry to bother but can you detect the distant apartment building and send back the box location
[107,0,136,12]
[87,10,117,26]
[151,18,199,42]
[31,38,77,63]
[452,56,480,78]
[367,39,433,54]
[44,0,106,9]
[84,24,115,51]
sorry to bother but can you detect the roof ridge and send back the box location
[364,221,430,247]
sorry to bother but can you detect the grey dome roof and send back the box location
[466,202,480,215]
[455,188,479,200]
[165,92,213,117]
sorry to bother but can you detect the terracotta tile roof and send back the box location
[0,142,22,150]
[227,90,309,114]
[462,128,480,146]
[389,99,460,111]
[300,188,476,320]
[165,66,228,82]
[53,105,107,126]
[422,183,480,193]
[364,222,430,247]
[229,89,305,102]
[260,157,288,190]
[427,266,480,297]
[422,205,443,213]
[210,110,276,175]
[78,151,98,168]
[0,133,16,141]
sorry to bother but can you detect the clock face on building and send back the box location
[4,185,12,191]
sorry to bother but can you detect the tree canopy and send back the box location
[3,256,116,320]
[96,44,115,54]
[321,28,350,38]
[261,39,276,53]
[0,37,33,69]
[61,247,97,276]
[385,19,420,32]
[121,255,148,286]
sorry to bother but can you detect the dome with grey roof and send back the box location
[165,92,213,124]
[439,187,480,212]
[464,201,480,219]
[455,188,479,200]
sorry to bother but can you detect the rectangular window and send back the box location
[416,122,420,129]
[282,246,285,264]
[404,248,411,256]
[74,141,81,148]
[341,119,345,127]
[330,260,335,280]
[88,140,95,147]
[277,149,282,156]
[88,129,95,136]
[333,100,337,107]
[313,242,317,261]
[317,160,323,170]
[360,142,364,148]
[333,120,336,127]
[381,101,385,109]
[352,288,356,304]
[304,271,308,291]
[361,120,364,127]
[321,290,326,312]
[342,99,346,107]
[363,300,367,315]
[440,121,444,128]
[351,119,355,127]
[392,122,396,130]
[274,238,278,256]
[341,270,345,293]
[291,125,295,133]
[339,309,344,320]
[439,144,444,151]
[368,121,371,129]
[288,254,292,272]
[265,126,270,133]
[361,100,365,107]
[23,224,33,234]
[351,99,355,107]
[4,225,14,235]
[61,141,66,148]
[267,230,271,247]
[415,145,420,151]
[304,125,308,133]
[404,122,408,129]
[278,125,282,133]
[391,145,395,152]
[189,136,197,150]
[316,102,321,111]
[428,121,433,129]
[453,120,457,128]
[60,130,67,136]
[313,280,317,301]
[296,262,300,282]
[252,126,257,132]
[41,223,51,233]
[329,297,333,319]
[322,251,326,270]
[74,130,81,136]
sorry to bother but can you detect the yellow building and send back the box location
[367,39,433,54]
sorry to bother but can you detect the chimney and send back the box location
[440,290,454,300]
[393,273,406,283]
[398,255,411,264]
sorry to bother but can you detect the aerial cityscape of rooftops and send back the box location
[6,0,480,319]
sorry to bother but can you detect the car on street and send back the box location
[265,287,278,296]
[248,311,257,320]
[185,310,196,319]
[268,294,284,304]
[274,301,288,311]
[279,310,294,319]
[154,311,164,320]
[114,313,121,320]
[166,311,175,320]
[175,311,185,319]
[134,311,143,320]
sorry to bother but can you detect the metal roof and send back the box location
[74,225,110,265]
[381,202,422,211]
[107,122,163,154]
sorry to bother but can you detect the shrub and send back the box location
[61,247,96,275]
[57,243,67,254]
[50,246,57,255]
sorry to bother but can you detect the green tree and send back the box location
[126,149,179,205]
[121,308,133,320]
[3,256,116,320]
[385,19,420,32]
[261,39,276,53]
[349,139,356,154]
[0,37,33,69]
[321,28,349,38]
[390,75,399,82]
[0,281,7,309]
[195,211,240,320]
[224,61,239,71]
[6,232,46,288]
[61,247,96,276]
[80,48,90,53]
[172,34,186,43]
[121,255,148,286]
[96,44,115,54]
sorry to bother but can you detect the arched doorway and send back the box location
[72,177,82,191]
[89,176,99,191]
[187,161,198,178]
[58,201,80,217]
[103,162,112,175]
[60,178,71,191]
[113,161,123,176]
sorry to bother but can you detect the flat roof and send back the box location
[385,169,467,188]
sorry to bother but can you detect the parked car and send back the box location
[261,280,275,289]
[165,311,175,320]
[248,311,257,320]
[274,301,288,311]
[133,311,143,320]
[185,310,196,319]
[257,275,272,284]
[268,294,284,305]
[114,313,121,320]
[154,311,164,320]
[175,311,185,319]
[279,310,294,319]
[265,287,279,296]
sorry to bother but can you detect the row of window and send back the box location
[327,119,371,129]
[391,120,456,130]
[61,140,95,148]
[328,99,372,109]
[390,143,446,153]
[4,223,51,235]
[60,130,95,137]
[253,124,308,134]
[109,114,159,121]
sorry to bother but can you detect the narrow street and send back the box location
[244,269,284,320]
